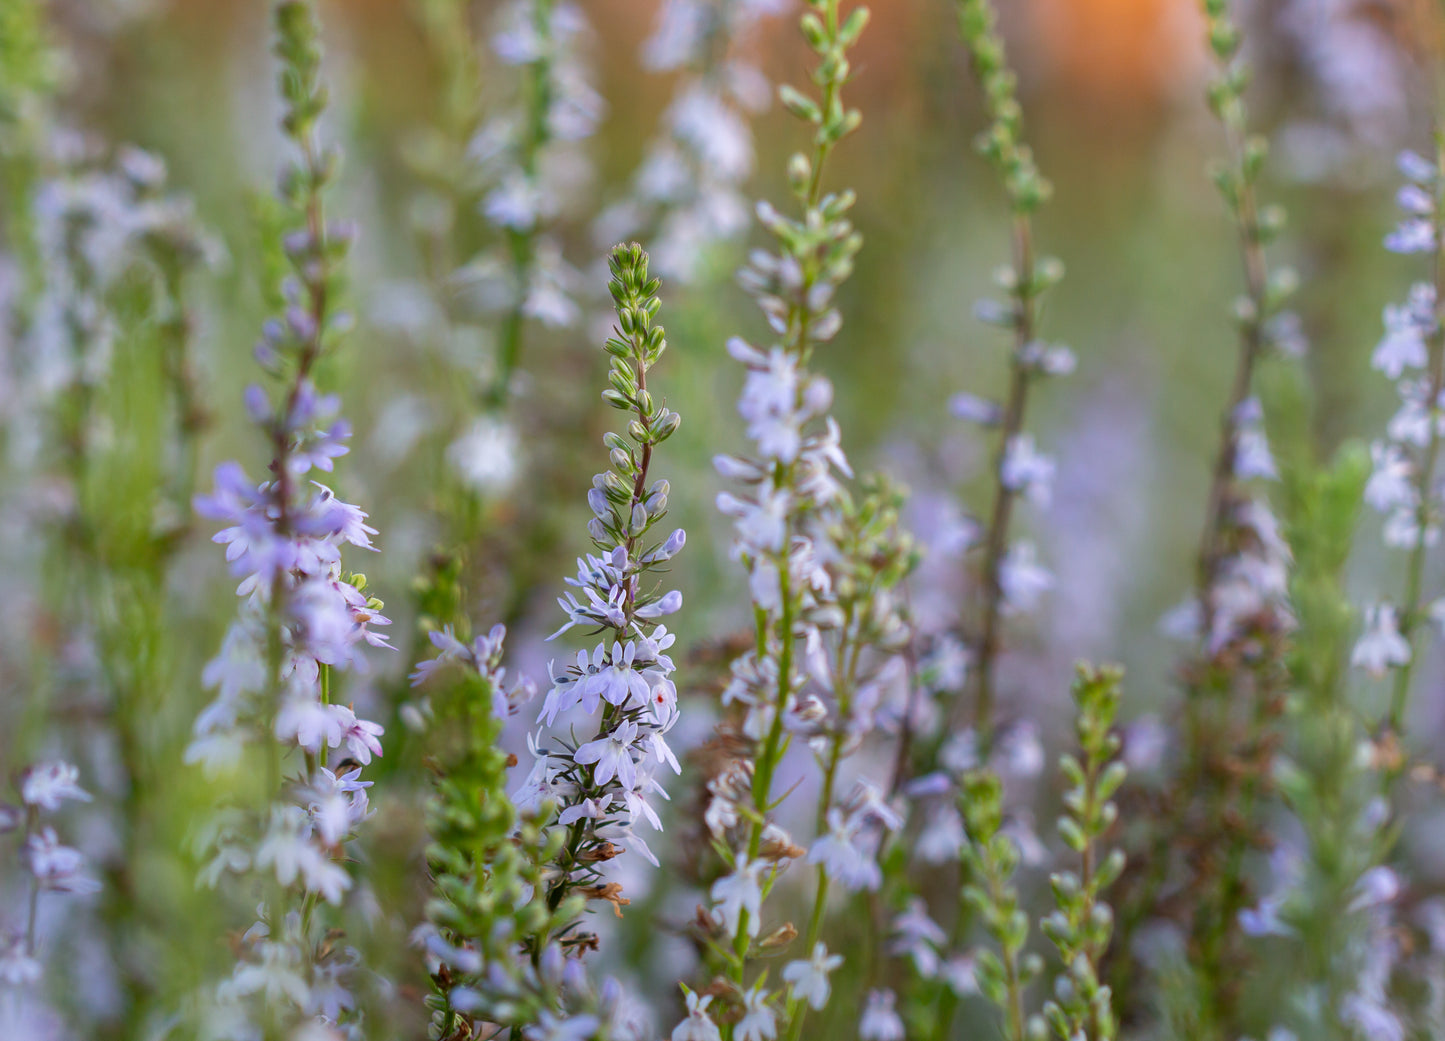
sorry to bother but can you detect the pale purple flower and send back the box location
[672,991,721,1041]
[20,761,91,811]
[26,828,100,894]
[711,857,764,939]
[1352,603,1411,677]
[736,986,777,1041]
[859,989,904,1041]
[782,942,843,1010]
[573,720,642,789]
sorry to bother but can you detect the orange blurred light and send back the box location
[1028,0,1204,106]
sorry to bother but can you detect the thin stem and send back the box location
[970,213,1036,752]
[487,0,555,407]
[1192,114,1269,645]
[24,809,39,956]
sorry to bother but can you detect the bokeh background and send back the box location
[7,0,1445,1035]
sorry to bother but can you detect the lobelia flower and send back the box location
[672,991,722,1041]
[710,857,765,938]
[19,761,91,812]
[735,985,778,1041]
[409,245,686,1036]
[858,989,905,1041]
[1351,603,1412,677]
[781,942,843,1011]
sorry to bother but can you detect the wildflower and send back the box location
[735,986,777,1041]
[999,541,1053,616]
[710,857,765,939]
[889,900,946,978]
[807,808,882,892]
[672,991,721,1041]
[1000,433,1055,506]
[573,720,643,789]
[19,761,90,811]
[526,1012,603,1041]
[858,989,905,1041]
[25,828,100,894]
[1351,603,1412,677]
[782,942,844,1010]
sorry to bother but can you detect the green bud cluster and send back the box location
[960,769,1047,1041]
[594,243,679,548]
[1041,664,1127,1041]
[423,642,581,1038]
[954,0,1049,214]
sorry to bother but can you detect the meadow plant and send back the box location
[946,0,1071,753]
[1109,2,1303,1030]
[186,4,390,1035]
[12,1,1445,1040]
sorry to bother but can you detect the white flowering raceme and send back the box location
[186,6,389,1036]
[1358,148,1445,731]
[517,244,687,941]
[690,6,918,1041]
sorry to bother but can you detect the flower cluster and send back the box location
[597,0,785,283]
[413,622,644,1039]
[0,762,98,1036]
[186,5,388,1036]
[692,4,893,1039]
[521,242,685,925]
[16,140,217,483]
[1179,0,1302,658]
[465,0,603,404]
[1355,146,1445,731]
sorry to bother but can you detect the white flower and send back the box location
[808,808,881,891]
[995,722,1044,779]
[0,934,41,986]
[889,900,946,977]
[1234,428,1278,481]
[711,856,765,939]
[1000,433,1055,506]
[736,986,777,1041]
[1351,603,1412,677]
[274,699,353,753]
[916,803,965,864]
[1373,301,1429,378]
[1365,441,1414,513]
[20,761,91,811]
[446,415,521,494]
[782,942,844,1010]
[1350,866,1401,911]
[999,541,1053,616]
[223,940,311,1007]
[948,392,999,425]
[859,989,904,1041]
[573,720,642,789]
[941,954,979,995]
[672,990,721,1041]
[525,1011,603,1041]
[25,828,100,894]
[1238,894,1294,938]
